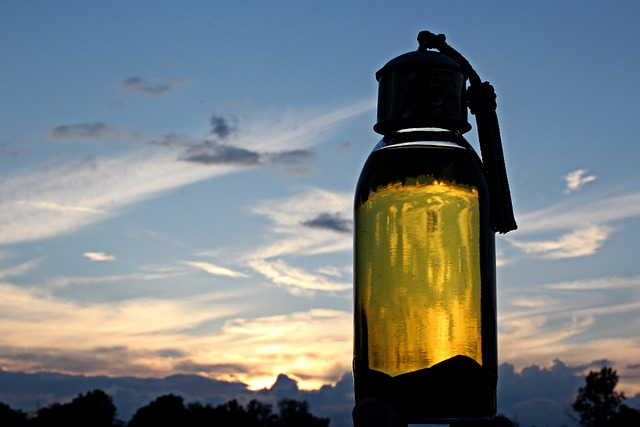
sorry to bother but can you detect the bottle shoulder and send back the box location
[355,130,488,205]
[374,129,473,151]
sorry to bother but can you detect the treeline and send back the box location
[0,390,330,427]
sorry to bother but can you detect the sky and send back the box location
[2,0,640,423]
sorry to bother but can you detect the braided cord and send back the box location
[418,31,517,233]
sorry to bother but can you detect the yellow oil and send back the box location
[355,176,482,377]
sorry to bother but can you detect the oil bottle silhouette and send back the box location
[353,32,516,424]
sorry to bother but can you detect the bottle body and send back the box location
[353,130,497,423]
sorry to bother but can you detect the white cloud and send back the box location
[84,252,116,262]
[249,188,352,259]
[516,188,640,235]
[508,224,613,259]
[241,188,353,296]
[505,183,640,262]
[564,168,596,193]
[0,259,41,281]
[249,259,351,296]
[0,149,223,245]
[543,275,640,290]
[0,283,242,348]
[184,261,249,278]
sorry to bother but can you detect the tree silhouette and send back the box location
[572,366,628,427]
[246,399,278,427]
[127,394,187,427]
[277,398,329,427]
[185,401,218,427]
[31,389,119,427]
[0,401,29,427]
[0,390,328,427]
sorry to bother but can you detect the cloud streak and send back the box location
[506,182,640,262]
[84,252,116,262]
[516,188,640,235]
[184,261,249,278]
[248,188,352,260]
[498,274,640,395]
[122,76,189,97]
[52,122,115,140]
[0,101,371,245]
[248,259,351,296]
[0,280,350,390]
[508,224,613,259]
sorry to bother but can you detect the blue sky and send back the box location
[2,0,640,420]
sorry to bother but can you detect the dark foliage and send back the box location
[0,389,328,427]
[0,401,29,427]
[31,389,119,427]
[572,366,640,427]
[278,399,329,427]
[127,394,187,427]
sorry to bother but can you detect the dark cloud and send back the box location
[265,149,316,165]
[2,360,640,427]
[178,114,317,175]
[0,346,153,378]
[52,122,112,140]
[496,359,621,426]
[302,213,352,233]
[180,140,261,166]
[209,115,238,140]
[0,368,351,426]
[173,361,249,375]
[122,76,187,97]
[148,133,188,147]
[154,349,188,358]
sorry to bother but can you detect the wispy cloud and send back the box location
[498,274,640,384]
[249,188,352,260]
[0,281,349,389]
[0,259,41,281]
[543,276,640,290]
[248,259,350,296]
[84,252,116,262]
[231,189,354,297]
[52,122,115,140]
[184,261,249,278]
[0,101,371,245]
[565,168,596,193]
[506,180,640,262]
[0,149,220,244]
[122,76,189,97]
[516,188,640,235]
[508,224,613,259]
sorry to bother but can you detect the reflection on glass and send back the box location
[355,176,481,377]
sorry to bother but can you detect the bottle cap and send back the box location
[374,50,471,135]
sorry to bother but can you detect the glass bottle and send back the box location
[353,48,497,424]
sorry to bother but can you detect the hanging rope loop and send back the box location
[417,31,517,234]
